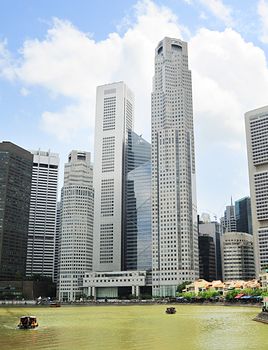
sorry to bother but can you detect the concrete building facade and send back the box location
[0,142,33,280]
[59,151,94,301]
[221,232,255,281]
[151,37,198,297]
[89,82,153,299]
[245,106,268,275]
[26,150,59,280]
[221,202,237,233]
[93,82,134,274]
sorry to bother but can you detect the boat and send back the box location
[50,302,61,307]
[166,307,176,314]
[18,316,38,329]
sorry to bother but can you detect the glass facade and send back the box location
[235,197,253,234]
[198,235,216,282]
[124,131,151,271]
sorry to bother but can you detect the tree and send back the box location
[225,289,242,301]
[198,290,220,299]
[176,281,190,293]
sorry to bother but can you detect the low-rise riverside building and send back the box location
[83,271,150,298]
[185,278,260,295]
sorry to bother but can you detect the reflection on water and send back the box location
[0,305,267,350]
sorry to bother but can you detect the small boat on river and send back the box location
[18,316,38,329]
[166,307,176,314]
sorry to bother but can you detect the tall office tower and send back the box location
[198,217,222,280]
[221,232,255,281]
[198,235,216,282]
[54,201,62,283]
[151,37,198,297]
[125,131,151,271]
[0,142,33,280]
[235,197,252,234]
[245,106,268,275]
[93,82,134,273]
[26,150,59,280]
[221,202,237,233]
[59,151,94,301]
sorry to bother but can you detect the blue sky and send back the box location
[1,0,268,218]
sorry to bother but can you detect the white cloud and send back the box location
[199,0,233,26]
[4,0,183,142]
[1,0,268,213]
[190,28,268,150]
[41,102,92,142]
[258,0,268,43]
[0,40,16,80]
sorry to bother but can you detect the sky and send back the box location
[1,0,268,219]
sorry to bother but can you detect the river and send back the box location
[0,305,267,350]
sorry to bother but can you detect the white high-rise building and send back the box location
[26,150,59,280]
[245,106,268,275]
[54,201,62,283]
[151,37,198,297]
[93,82,134,273]
[58,151,94,301]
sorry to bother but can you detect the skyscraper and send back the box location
[235,196,253,234]
[59,151,94,301]
[198,235,216,282]
[124,131,151,271]
[221,232,255,281]
[0,141,33,280]
[198,217,222,280]
[54,201,62,283]
[221,202,237,233]
[93,82,134,273]
[151,37,198,297]
[84,82,151,299]
[26,150,59,280]
[245,106,268,275]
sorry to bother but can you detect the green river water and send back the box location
[0,305,267,350]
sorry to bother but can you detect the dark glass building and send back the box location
[235,196,253,234]
[124,131,151,271]
[198,217,222,280]
[198,235,216,282]
[0,142,33,280]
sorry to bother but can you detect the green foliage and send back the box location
[261,291,268,297]
[242,288,261,296]
[225,289,241,300]
[140,293,152,300]
[198,290,220,299]
[176,281,190,293]
[178,292,195,300]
